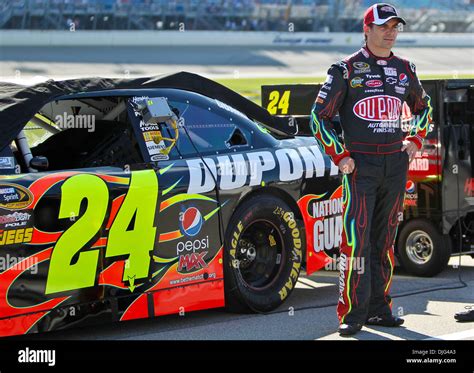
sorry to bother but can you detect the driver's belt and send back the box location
[345,140,403,155]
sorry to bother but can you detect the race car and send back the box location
[0,72,341,337]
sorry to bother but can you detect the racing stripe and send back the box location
[310,103,350,166]
[338,173,357,323]
[406,95,432,148]
[381,191,403,311]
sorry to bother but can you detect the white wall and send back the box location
[1,30,473,47]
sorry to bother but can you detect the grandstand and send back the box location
[0,0,473,32]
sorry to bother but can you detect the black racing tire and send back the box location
[396,219,452,277]
[224,194,303,313]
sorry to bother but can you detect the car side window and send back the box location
[164,98,252,158]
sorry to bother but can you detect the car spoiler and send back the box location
[261,84,325,136]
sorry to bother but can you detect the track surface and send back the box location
[1,46,473,80]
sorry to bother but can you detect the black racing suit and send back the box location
[310,45,432,325]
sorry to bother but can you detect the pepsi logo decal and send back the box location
[399,73,408,84]
[365,80,383,88]
[353,95,402,122]
[179,207,203,237]
[406,180,416,194]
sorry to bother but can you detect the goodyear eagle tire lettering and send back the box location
[224,195,303,313]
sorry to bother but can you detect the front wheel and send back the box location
[396,219,452,277]
[224,194,303,313]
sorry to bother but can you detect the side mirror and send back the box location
[30,156,49,171]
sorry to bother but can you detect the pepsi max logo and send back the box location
[179,207,203,236]
[353,95,402,122]
[406,180,416,194]
[365,80,383,88]
[399,73,408,84]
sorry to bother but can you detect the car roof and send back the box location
[0,71,290,151]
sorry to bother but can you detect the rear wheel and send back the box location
[224,195,303,313]
[396,219,451,277]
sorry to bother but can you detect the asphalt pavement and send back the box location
[16,255,474,341]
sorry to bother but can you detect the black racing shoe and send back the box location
[338,323,363,336]
[454,309,474,322]
[366,315,404,327]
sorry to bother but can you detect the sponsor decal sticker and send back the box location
[350,77,364,88]
[404,180,418,206]
[386,77,397,84]
[0,211,31,228]
[177,238,209,272]
[186,145,335,194]
[395,86,406,94]
[376,60,388,66]
[215,99,247,119]
[365,80,383,88]
[384,67,397,76]
[176,207,209,272]
[364,89,384,93]
[151,154,169,161]
[406,180,416,194]
[353,62,370,70]
[0,184,33,210]
[353,95,402,122]
[399,73,408,85]
[408,155,430,172]
[179,207,203,237]
[142,130,161,142]
[310,196,343,253]
[0,157,15,169]
[0,227,33,246]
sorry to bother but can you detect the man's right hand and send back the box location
[338,157,355,174]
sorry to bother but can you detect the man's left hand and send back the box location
[401,140,418,163]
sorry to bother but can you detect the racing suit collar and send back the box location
[362,45,394,62]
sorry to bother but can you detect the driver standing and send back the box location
[310,3,432,336]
